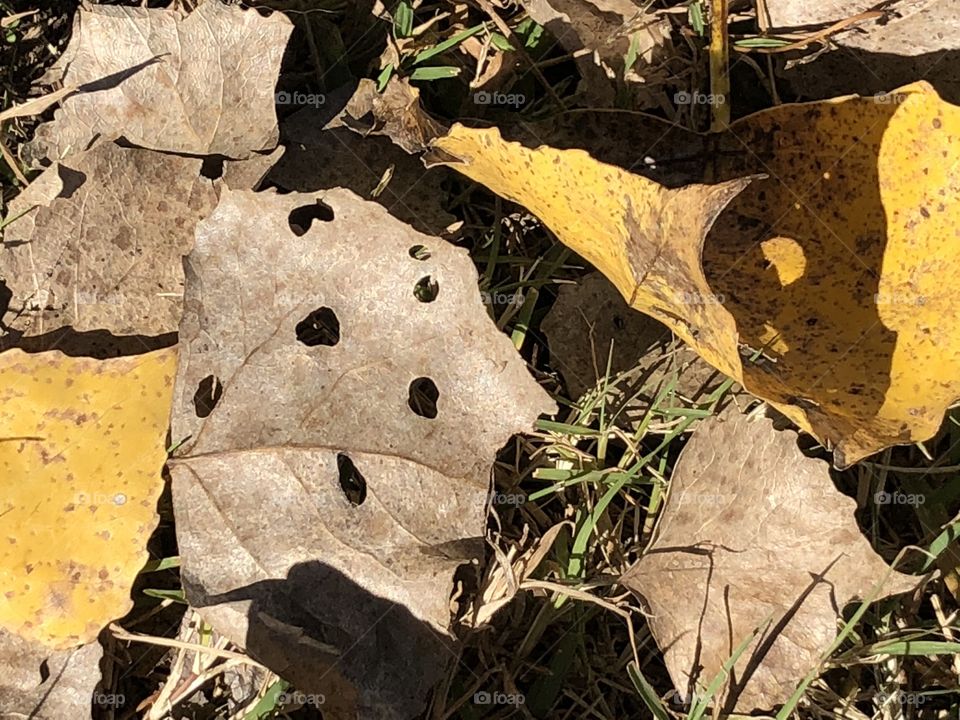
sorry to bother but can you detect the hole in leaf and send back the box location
[288,200,335,236]
[413,276,439,303]
[56,166,86,198]
[408,377,439,419]
[409,244,431,260]
[0,280,11,319]
[200,156,226,180]
[295,307,340,347]
[193,375,223,418]
[39,660,50,682]
[337,453,367,506]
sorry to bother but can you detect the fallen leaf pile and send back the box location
[1,0,953,716]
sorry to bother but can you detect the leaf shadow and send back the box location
[188,560,456,720]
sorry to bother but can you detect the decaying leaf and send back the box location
[1,142,217,339]
[267,108,456,236]
[470,522,569,627]
[764,1,960,103]
[766,0,958,55]
[336,77,446,155]
[542,272,727,404]
[168,187,555,719]
[25,2,292,163]
[0,630,102,720]
[0,347,176,649]
[521,0,672,106]
[621,407,921,712]
[428,81,960,466]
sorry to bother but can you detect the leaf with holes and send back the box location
[24,2,292,164]
[0,347,176,716]
[621,407,920,712]
[168,187,555,720]
[1,142,217,341]
[428,81,960,467]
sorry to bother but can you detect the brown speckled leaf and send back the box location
[267,112,456,236]
[25,2,292,163]
[767,0,959,55]
[542,272,728,404]
[622,407,920,712]
[168,188,555,720]
[521,0,671,106]
[1,142,217,339]
[0,630,102,720]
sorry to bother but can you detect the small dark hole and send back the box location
[408,377,439,419]
[0,280,11,318]
[409,245,431,260]
[413,276,439,303]
[337,453,367,506]
[56,166,86,198]
[200,156,226,180]
[193,375,223,418]
[39,660,50,682]
[288,200,335,236]
[613,315,626,330]
[296,307,340,347]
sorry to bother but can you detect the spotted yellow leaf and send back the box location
[430,81,960,466]
[0,348,176,649]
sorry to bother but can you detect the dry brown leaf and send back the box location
[221,147,286,192]
[0,631,102,720]
[542,272,727,404]
[521,0,672,106]
[470,522,570,627]
[767,0,958,55]
[336,78,446,155]
[622,407,921,712]
[0,86,76,125]
[766,0,960,102]
[1,142,217,339]
[267,110,456,236]
[25,2,292,163]
[168,187,555,720]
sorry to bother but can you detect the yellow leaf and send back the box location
[431,81,960,467]
[0,348,176,649]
